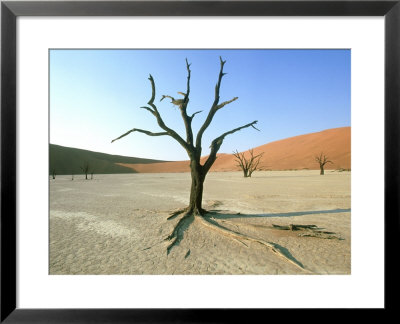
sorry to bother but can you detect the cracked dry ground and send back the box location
[50,171,350,275]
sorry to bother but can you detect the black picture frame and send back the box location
[1,0,398,322]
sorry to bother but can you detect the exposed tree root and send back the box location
[165,212,194,255]
[167,207,189,220]
[272,224,343,240]
[197,215,311,273]
[165,209,316,273]
[298,232,343,240]
[272,224,317,231]
[184,249,191,259]
[167,207,206,220]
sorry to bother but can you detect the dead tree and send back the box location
[110,58,317,272]
[233,149,263,177]
[112,57,258,216]
[51,168,56,180]
[315,153,332,175]
[80,162,90,180]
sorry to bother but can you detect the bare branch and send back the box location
[144,75,189,151]
[111,128,169,143]
[160,94,184,107]
[160,95,175,102]
[147,74,157,109]
[203,120,259,173]
[183,58,191,107]
[315,152,332,166]
[189,110,202,120]
[169,58,195,146]
[195,56,230,150]
[140,106,156,116]
[248,150,264,176]
[216,97,238,110]
[233,150,246,169]
[113,75,190,152]
[212,121,259,148]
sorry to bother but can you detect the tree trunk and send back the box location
[243,169,248,177]
[188,161,205,215]
[320,166,324,175]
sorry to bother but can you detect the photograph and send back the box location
[49,49,351,275]
[3,0,397,320]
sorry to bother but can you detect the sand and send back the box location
[49,170,351,275]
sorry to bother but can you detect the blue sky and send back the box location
[50,49,350,161]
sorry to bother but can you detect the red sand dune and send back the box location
[117,127,351,173]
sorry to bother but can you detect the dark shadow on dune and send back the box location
[209,208,351,220]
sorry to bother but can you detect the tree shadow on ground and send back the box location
[208,208,351,220]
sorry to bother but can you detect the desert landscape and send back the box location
[50,167,350,275]
[49,50,351,275]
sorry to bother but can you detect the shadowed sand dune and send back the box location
[117,127,350,173]
[49,143,167,175]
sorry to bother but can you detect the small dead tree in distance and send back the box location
[51,168,56,180]
[315,153,333,175]
[80,161,90,180]
[233,149,264,177]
